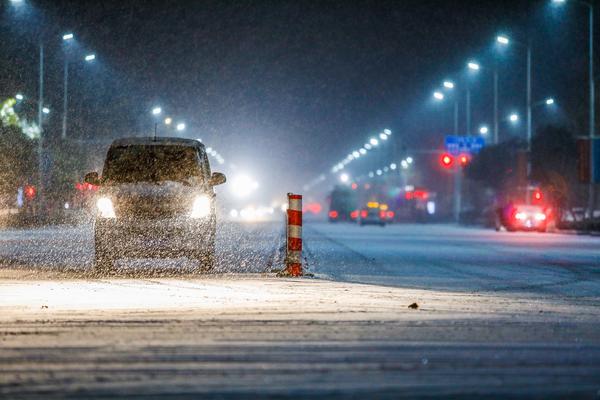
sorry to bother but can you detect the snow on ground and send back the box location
[1,221,600,398]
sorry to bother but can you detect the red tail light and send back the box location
[387,211,395,219]
[350,210,359,219]
[328,210,338,219]
[360,210,368,218]
[379,211,386,219]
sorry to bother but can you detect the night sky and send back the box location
[0,0,595,199]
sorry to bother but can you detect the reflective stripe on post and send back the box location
[286,193,302,276]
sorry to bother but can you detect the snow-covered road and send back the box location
[1,221,600,398]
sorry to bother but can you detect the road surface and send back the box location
[1,221,600,398]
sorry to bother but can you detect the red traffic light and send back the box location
[459,153,470,166]
[533,189,543,203]
[24,185,36,200]
[440,153,454,168]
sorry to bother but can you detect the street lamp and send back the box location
[545,98,555,105]
[479,125,489,135]
[467,61,480,71]
[370,137,379,146]
[443,80,455,89]
[164,117,172,125]
[339,173,349,183]
[84,54,96,62]
[466,61,481,135]
[15,93,24,101]
[42,107,50,114]
[495,33,532,155]
[509,113,519,123]
[433,91,444,100]
[151,107,162,116]
[176,122,186,131]
[62,33,74,41]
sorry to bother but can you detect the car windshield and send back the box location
[103,145,203,184]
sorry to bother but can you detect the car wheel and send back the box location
[94,246,114,274]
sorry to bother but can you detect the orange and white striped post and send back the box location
[286,193,302,276]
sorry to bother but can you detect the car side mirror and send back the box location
[210,172,226,186]
[84,171,102,186]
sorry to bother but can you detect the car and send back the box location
[359,201,386,226]
[495,203,548,233]
[84,137,226,272]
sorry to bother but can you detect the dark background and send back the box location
[0,0,594,199]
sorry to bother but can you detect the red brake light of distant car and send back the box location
[360,210,368,218]
[405,191,414,200]
[379,210,386,219]
[328,210,338,219]
[386,211,395,219]
[351,183,358,190]
[533,190,543,203]
[413,190,429,200]
[350,210,359,219]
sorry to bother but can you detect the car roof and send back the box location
[110,137,205,149]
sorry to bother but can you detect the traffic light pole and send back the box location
[454,163,462,223]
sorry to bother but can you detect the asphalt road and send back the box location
[1,221,600,399]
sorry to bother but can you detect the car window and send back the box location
[103,145,203,184]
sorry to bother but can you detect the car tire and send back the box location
[94,246,114,274]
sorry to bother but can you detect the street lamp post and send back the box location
[496,35,533,194]
[553,0,595,216]
[466,61,480,136]
[37,42,45,213]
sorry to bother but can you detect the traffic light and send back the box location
[459,154,470,167]
[532,189,543,203]
[440,153,454,168]
[24,185,36,200]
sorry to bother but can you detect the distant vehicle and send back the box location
[328,185,358,222]
[494,186,549,233]
[495,204,548,232]
[85,137,226,272]
[359,201,386,226]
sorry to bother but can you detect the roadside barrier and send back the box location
[286,193,302,276]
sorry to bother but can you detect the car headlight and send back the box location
[190,195,211,219]
[534,212,546,221]
[96,197,116,218]
[515,212,526,221]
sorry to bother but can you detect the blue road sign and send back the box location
[445,135,485,156]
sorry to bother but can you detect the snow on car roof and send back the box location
[111,137,205,148]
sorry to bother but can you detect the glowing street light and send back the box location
[15,93,24,101]
[42,107,50,114]
[509,113,519,123]
[176,122,186,131]
[383,128,392,135]
[443,81,455,89]
[370,137,379,146]
[340,173,349,183]
[479,125,489,135]
[62,33,74,41]
[433,91,444,100]
[164,117,172,125]
[151,107,162,116]
[406,156,414,164]
[84,54,96,62]
[379,132,388,140]
[545,97,555,105]
[467,61,480,71]
[496,35,510,45]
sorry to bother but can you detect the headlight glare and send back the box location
[96,197,116,218]
[191,195,211,218]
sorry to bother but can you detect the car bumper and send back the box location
[95,216,214,256]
